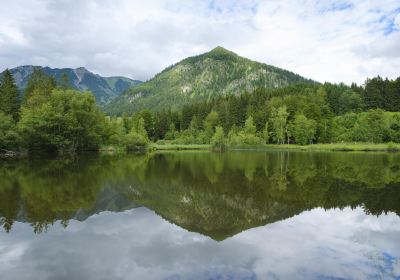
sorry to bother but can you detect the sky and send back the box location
[0,0,399,84]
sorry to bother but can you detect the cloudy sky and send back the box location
[1,207,399,279]
[0,0,399,84]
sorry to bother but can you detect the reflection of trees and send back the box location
[0,155,134,233]
[0,151,399,238]
[117,151,400,240]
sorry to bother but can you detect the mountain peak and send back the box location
[106,47,314,115]
[74,67,90,74]
[210,46,230,52]
[206,46,238,59]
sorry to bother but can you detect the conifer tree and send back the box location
[0,69,19,120]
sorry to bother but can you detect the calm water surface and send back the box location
[0,151,399,279]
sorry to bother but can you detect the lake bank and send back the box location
[151,142,400,152]
[4,142,399,159]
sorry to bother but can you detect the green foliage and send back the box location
[244,116,257,135]
[270,106,289,144]
[291,114,317,145]
[125,117,149,150]
[228,116,262,146]
[0,113,19,150]
[356,109,388,142]
[362,76,400,111]
[389,114,400,142]
[262,122,269,144]
[58,73,71,91]
[0,69,20,120]
[165,123,178,140]
[211,126,227,150]
[337,89,363,114]
[2,63,399,153]
[116,76,399,147]
[18,89,106,152]
[331,110,397,143]
[24,68,56,107]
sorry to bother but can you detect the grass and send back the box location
[151,143,211,151]
[231,142,400,152]
[152,142,400,152]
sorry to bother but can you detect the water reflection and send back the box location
[0,151,400,239]
[1,207,399,279]
[0,151,400,279]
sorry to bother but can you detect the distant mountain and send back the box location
[6,65,142,105]
[105,46,315,115]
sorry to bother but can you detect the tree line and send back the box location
[1,68,399,154]
[116,76,400,148]
[0,68,149,154]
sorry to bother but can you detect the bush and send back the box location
[211,126,227,151]
[18,89,106,152]
[125,130,148,150]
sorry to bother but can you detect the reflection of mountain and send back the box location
[114,152,400,240]
[0,151,399,239]
[72,187,138,222]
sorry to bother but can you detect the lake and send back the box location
[0,151,399,279]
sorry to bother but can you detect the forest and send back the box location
[0,68,399,154]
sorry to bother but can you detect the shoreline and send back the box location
[3,143,399,159]
[151,142,400,152]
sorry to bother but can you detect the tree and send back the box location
[137,110,155,139]
[292,114,317,145]
[271,106,288,144]
[103,117,126,146]
[125,117,149,151]
[389,114,400,143]
[211,126,227,151]
[24,68,56,107]
[0,113,19,151]
[204,111,219,131]
[0,69,19,120]
[58,73,71,91]
[244,116,257,135]
[337,89,363,114]
[165,123,177,140]
[357,109,387,143]
[262,122,269,144]
[362,77,384,110]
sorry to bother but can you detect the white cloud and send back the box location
[0,0,399,84]
[0,207,399,279]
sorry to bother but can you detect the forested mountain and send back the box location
[1,49,399,155]
[105,47,315,114]
[4,66,142,105]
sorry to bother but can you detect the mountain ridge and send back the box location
[5,65,142,105]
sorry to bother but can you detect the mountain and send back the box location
[6,65,142,105]
[105,46,315,115]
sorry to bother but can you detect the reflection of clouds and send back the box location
[0,207,399,280]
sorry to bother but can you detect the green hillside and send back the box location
[105,47,315,115]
